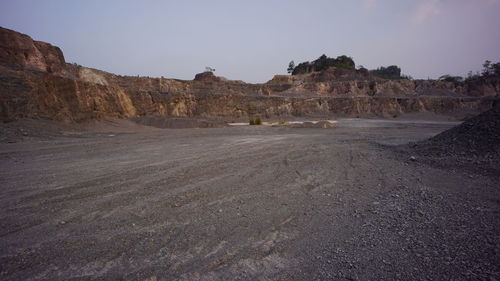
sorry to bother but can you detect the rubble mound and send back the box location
[413,105,500,159]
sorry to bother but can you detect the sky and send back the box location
[1,0,499,83]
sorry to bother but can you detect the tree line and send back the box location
[287,55,411,79]
[287,55,499,82]
[438,61,499,83]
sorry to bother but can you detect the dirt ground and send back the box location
[0,119,498,280]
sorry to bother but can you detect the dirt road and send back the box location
[0,119,498,280]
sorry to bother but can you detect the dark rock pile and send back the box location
[413,105,500,159]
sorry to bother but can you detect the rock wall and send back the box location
[0,66,136,122]
[0,27,66,74]
[0,26,499,123]
[263,71,470,97]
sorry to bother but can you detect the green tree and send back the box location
[439,75,463,83]
[287,61,295,74]
[482,60,492,76]
[372,65,402,79]
[493,62,500,76]
[335,55,355,69]
[481,60,500,76]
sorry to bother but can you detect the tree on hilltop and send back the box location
[372,65,402,79]
[287,61,295,74]
[439,75,463,83]
[291,55,356,75]
[482,60,500,76]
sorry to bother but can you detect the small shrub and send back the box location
[279,120,286,125]
[249,117,263,125]
[439,75,463,83]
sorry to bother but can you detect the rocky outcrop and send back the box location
[263,69,470,98]
[0,27,499,123]
[2,62,495,123]
[0,65,136,122]
[0,27,65,74]
[193,71,221,82]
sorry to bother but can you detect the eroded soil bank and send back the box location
[0,120,498,280]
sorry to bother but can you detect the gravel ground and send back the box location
[0,119,498,280]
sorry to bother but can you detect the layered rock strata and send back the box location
[0,27,498,122]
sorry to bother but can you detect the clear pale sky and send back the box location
[1,0,499,83]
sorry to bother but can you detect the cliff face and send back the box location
[264,70,472,98]
[0,27,66,74]
[0,65,136,122]
[0,26,498,123]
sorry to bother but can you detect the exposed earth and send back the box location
[1,118,498,280]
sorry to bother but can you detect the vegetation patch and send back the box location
[290,54,355,75]
[249,117,262,125]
